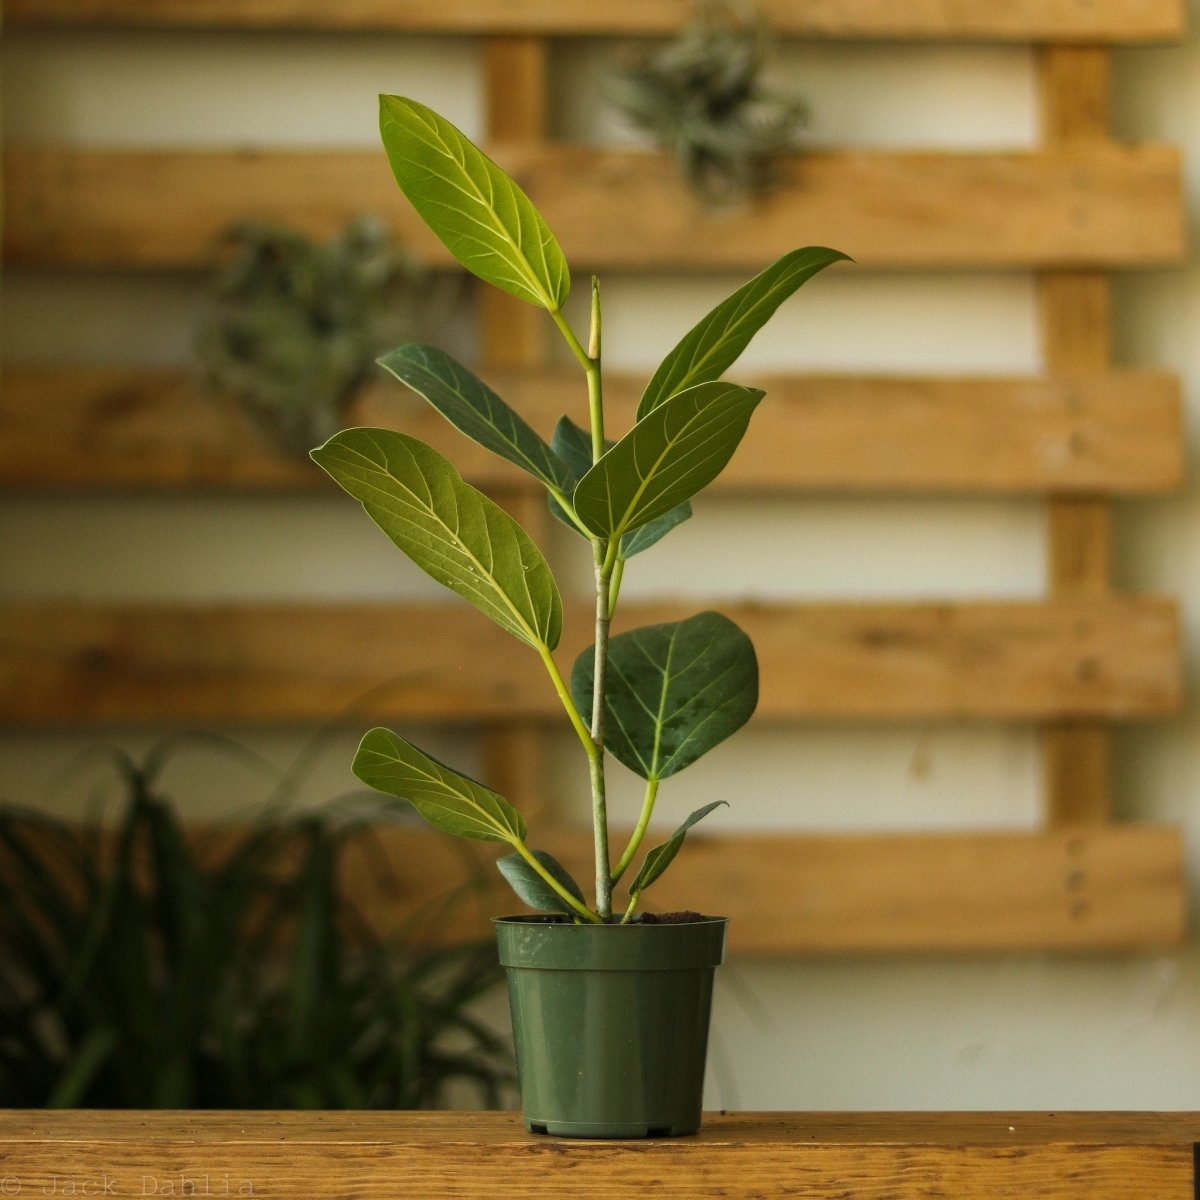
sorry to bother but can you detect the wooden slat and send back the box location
[2,0,1185,42]
[336,825,1187,954]
[0,598,1180,727]
[4,145,1186,270]
[1039,47,1121,826]
[2,367,1184,495]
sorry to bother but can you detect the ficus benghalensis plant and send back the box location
[311,95,848,924]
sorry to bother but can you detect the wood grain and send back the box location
[338,824,1187,954]
[2,0,1185,42]
[3,367,1184,494]
[4,145,1185,270]
[0,1110,1194,1199]
[1039,48,1121,826]
[0,598,1180,727]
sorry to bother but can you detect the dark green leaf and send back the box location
[311,427,562,650]
[630,802,728,896]
[638,246,850,417]
[573,381,762,542]
[379,95,570,311]
[619,502,692,558]
[572,611,757,781]
[496,850,585,913]
[378,343,575,493]
[353,727,526,844]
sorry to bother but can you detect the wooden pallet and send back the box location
[0,4,1189,952]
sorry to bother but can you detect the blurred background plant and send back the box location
[608,0,807,205]
[0,738,513,1109]
[194,215,444,458]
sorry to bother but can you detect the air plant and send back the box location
[195,215,440,458]
[608,1,807,204]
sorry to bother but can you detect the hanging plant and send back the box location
[195,215,439,458]
[608,1,807,205]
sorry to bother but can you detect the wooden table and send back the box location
[1,1111,1197,1198]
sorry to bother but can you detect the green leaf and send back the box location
[572,611,757,781]
[496,850,585,914]
[379,343,576,493]
[638,246,850,418]
[311,427,562,650]
[619,503,692,558]
[629,802,728,896]
[546,415,692,554]
[379,95,570,312]
[573,382,763,542]
[353,728,526,844]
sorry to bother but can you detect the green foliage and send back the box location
[313,95,847,921]
[638,246,852,417]
[608,1,808,204]
[496,851,587,916]
[311,428,562,651]
[571,612,758,782]
[353,728,527,845]
[548,415,693,556]
[379,343,576,493]
[573,381,764,543]
[379,95,570,311]
[0,747,512,1109]
[195,215,434,458]
[629,803,728,901]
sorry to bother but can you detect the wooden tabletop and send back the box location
[1,1110,1197,1198]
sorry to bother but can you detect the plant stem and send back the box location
[536,645,595,758]
[611,776,659,885]
[589,553,613,920]
[607,556,625,620]
[547,281,614,921]
[585,277,614,920]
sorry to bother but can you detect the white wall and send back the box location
[3,17,1199,1110]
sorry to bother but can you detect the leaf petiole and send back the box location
[611,776,659,886]
[510,840,601,923]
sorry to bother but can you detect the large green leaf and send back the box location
[496,849,585,914]
[638,247,850,418]
[379,95,570,312]
[629,802,728,897]
[311,427,561,650]
[573,382,763,542]
[354,728,526,844]
[547,415,692,555]
[378,343,575,493]
[572,611,758,781]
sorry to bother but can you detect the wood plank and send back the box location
[4,144,1186,270]
[335,825,1187,954]
[1039,47,1120,826]
[2,0,1186,42]
[0,1111,1195,1200]
[2,367,1184,495]
[0,598,1180,727]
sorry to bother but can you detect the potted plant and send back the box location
[311,94,847,1137]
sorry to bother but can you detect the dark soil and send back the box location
[632,911,710,924]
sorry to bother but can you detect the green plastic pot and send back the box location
[494,914,727,1139]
